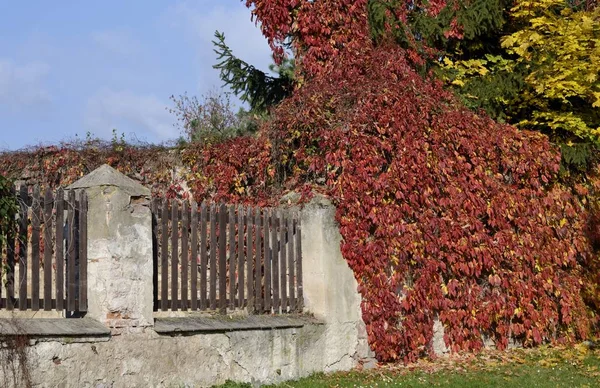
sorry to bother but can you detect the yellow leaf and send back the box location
[477,67,489,76]
[582,15,594,30]
[441,283,448,296]
[593,92,600,108]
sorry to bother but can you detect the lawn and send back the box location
[218,344,600,387]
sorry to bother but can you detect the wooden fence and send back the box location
[152,199,303,314]
[0,186,88,312]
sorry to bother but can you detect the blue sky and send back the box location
[0,1,273,150]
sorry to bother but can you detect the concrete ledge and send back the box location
[0,318,111,337]
[154,315,324,334]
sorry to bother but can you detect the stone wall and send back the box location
[0,165,373,387]
[291,194,374,369]
[8,323,350,388]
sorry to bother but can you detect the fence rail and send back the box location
[0,186,88,312]
[152,198,303,314]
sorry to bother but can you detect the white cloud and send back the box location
[84,88,177,143]
[164,0,273,92]
[91,28,141,57]
[0,59,52,108]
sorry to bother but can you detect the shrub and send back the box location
[169,89,258,144]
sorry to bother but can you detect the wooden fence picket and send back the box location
[210,204,217,310]
[280,211,287,313]
[181,201,189,311]
[160,199,169,311]
[43,188,53,311]
[5,185,15,310]
[219,203,227,313]
[18,185,28,310]
[151,198,159,311]
[261,209,273,312]
[31,185,41,310]
[237,205,244,308]
[287,216,295,312]
[255,208,263,312]
[200,202,208,310]
[262,209,269,312]
[270,210,278,313]
[228,205,236,310]
[67,189,76,312]
[190,201,198,310]
[55,188,64,311]
[246,207,254,312]
[171,201,179,310]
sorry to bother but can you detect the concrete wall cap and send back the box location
[67,164,150,196]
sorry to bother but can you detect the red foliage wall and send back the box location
[181,136,277,205]
[262,45,596,361]
[244,0,599,361]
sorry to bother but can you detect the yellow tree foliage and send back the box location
[504,0,600,144]
[444,0,600,147]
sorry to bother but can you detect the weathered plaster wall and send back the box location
[1,323,361,388]
[290,194,375,368]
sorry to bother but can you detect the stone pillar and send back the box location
[67,165,153,333]
[298,196,358,324]
[283,193,376,369]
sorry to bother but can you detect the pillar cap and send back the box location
[67,164,150,197]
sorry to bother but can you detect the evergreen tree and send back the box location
[212,31,295,114]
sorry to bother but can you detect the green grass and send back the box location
[217,345,600,387]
